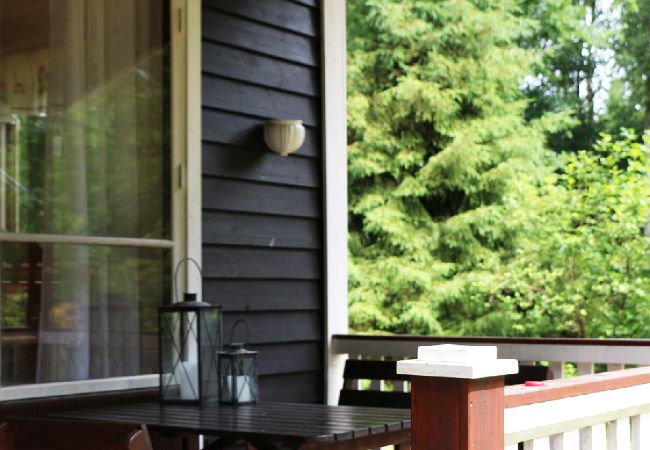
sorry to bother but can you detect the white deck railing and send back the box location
[332,334,650,378]
[334,335,650,449]
[504,368,650,449]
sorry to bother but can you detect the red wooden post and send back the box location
[397,345,518,450]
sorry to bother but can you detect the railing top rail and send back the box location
[334,334,650,365]
[504,366,650,408]
[333,333,650,347]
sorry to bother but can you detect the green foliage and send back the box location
[600,79,645,137]
[348,0,650,339]
[519,0,615,151]
[347,0,550,335]
[606,0,650,134]
[439,134,650,337]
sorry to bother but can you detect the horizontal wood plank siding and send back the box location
[202,42,319,97]
[203,178,321,218]
[203,143,320,188]
[203,212,321,249]
[260,372,323,403]
[203,247,321,280]
[203,280,321,312]
[202,0,324,403]
[203,77,320,127]
[202,9,318,66]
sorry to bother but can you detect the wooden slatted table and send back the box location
[53,401,411,450]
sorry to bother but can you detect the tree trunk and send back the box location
[644,75,650,131]
[585,0,597,149]
[586,66,595,148]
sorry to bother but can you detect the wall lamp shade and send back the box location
[263,119,305,156]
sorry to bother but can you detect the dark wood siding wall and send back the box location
[201,0,324,403]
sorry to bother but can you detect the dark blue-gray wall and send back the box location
[201,0,324,403]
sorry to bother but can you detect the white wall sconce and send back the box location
[263,119,305,157]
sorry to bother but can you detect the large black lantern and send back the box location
[159,259,222,404]
[218,320,259,404]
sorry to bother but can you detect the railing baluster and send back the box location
[580,424,606,450]
[550,433,564,449]
[606,421,614,450]
[607,418,631,450]
[550,430,579,450]
[549,361,565,379]
[579,426,592,450]
[607,364,625,372]
[577,363,595,376]
[565,430,579,449]
[524,437,551,450]
[630,413,650,450]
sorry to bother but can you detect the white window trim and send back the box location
[0,0,202,402]
[0,375,159,402]
[172,0,203,299]
[321,0,349,405]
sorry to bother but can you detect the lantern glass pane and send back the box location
[159,310,199,401]
[218,356,234,403]
[199,308,221,403]
[219,354,258,404]
[236,356,259,403]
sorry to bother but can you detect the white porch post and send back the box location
[321,0,349,405]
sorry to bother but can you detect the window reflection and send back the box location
[1,242,170,385]
[0,0,170,239]
[0,0,172,387]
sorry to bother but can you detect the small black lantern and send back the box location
[218,320,259,404]
[159,258,222,404]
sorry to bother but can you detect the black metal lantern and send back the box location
[218,320,259,404]
[159,259,222,404]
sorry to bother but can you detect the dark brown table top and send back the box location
[53,401,411,449]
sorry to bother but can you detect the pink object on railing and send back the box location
[524,381,545,387]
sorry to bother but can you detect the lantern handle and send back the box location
[173,257,203,303]
[229,319,250,345]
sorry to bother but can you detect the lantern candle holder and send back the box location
[159,258,222,404]
[218,320,259,404]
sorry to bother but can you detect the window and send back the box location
[0,0,174,389]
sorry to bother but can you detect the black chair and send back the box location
[339,359,411,450]
[339,359,411,409]
[504,364,549,386]
[339,359,550,409]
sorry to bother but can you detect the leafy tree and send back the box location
[600,79,645,137]
[605,0,650,135]
[347,0,551,334]
[519,0,615,151]
[441,134,650,337]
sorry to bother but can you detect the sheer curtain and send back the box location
[35,0,166,382]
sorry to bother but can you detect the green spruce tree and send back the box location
[347,0,552,335]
